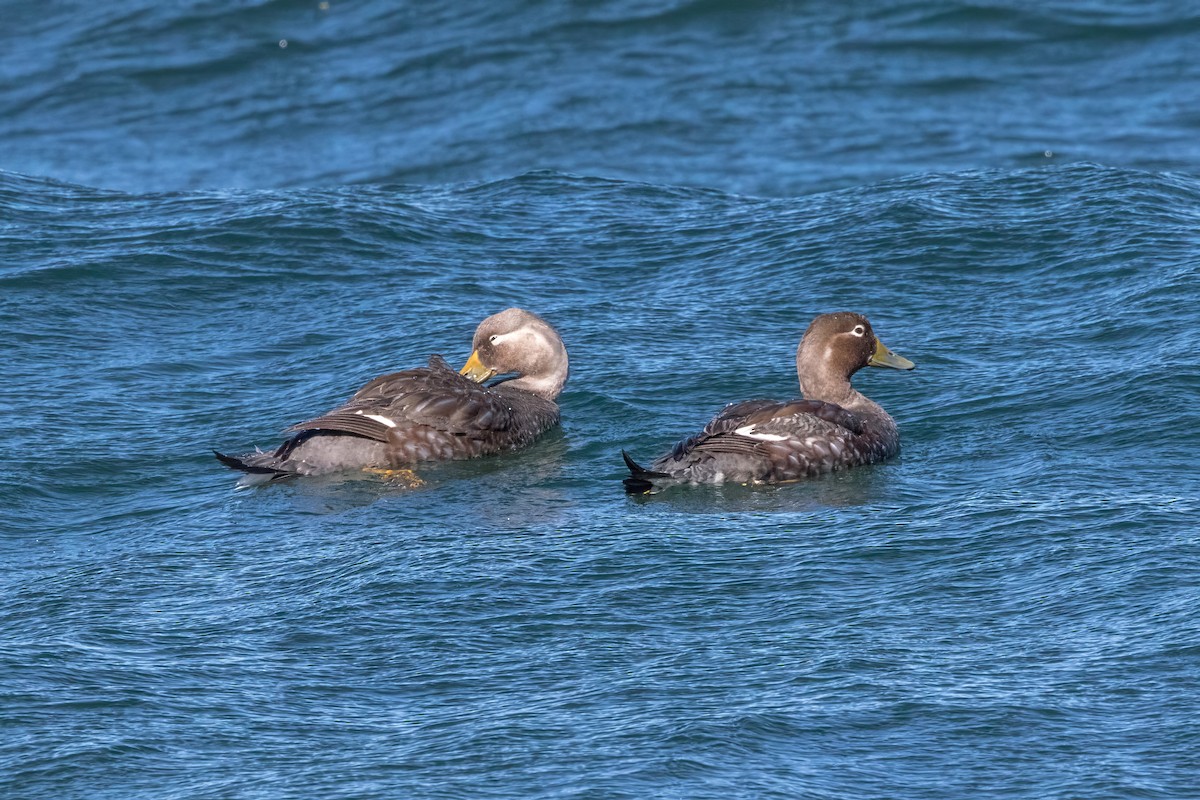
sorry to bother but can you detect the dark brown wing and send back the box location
[729,399,864,436]
[669,398,863,460]
[284,355,516,442]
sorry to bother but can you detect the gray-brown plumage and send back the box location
[623,312,914,493]
[215,308,568,483]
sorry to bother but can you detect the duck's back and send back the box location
[651,398,899,484]
[283,357,558,465]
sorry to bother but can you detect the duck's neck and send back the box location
[800,369,892,423]
[799,361,853,404]
[505,369,567,401]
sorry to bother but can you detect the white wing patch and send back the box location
[734,424,790,442]
[354,410,397,428]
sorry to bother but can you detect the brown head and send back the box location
[459,308,569,400]
[795,311,914,402]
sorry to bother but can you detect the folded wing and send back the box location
[659,399,866,482]
[277,355,516,457]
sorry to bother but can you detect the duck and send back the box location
[215,307,568,484]
[622,312,914,493]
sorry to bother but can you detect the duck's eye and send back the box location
[850,325,866,337]
[489,335,498,344]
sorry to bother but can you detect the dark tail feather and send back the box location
[213,449,290,477]
[622,449,668,495]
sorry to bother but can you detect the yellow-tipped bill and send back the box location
[460,350,498,382]
[868,338,916,370]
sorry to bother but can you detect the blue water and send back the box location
[3,3,1199,799]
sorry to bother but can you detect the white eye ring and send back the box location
[850,325,866,337]
[489,335,498,344]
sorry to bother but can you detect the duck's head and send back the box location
[459,308,569,400]
[796,311,914,398]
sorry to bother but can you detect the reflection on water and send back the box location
[229,430,574,522]
[625,464,896,514]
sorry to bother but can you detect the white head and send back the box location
[459,308,569,400]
